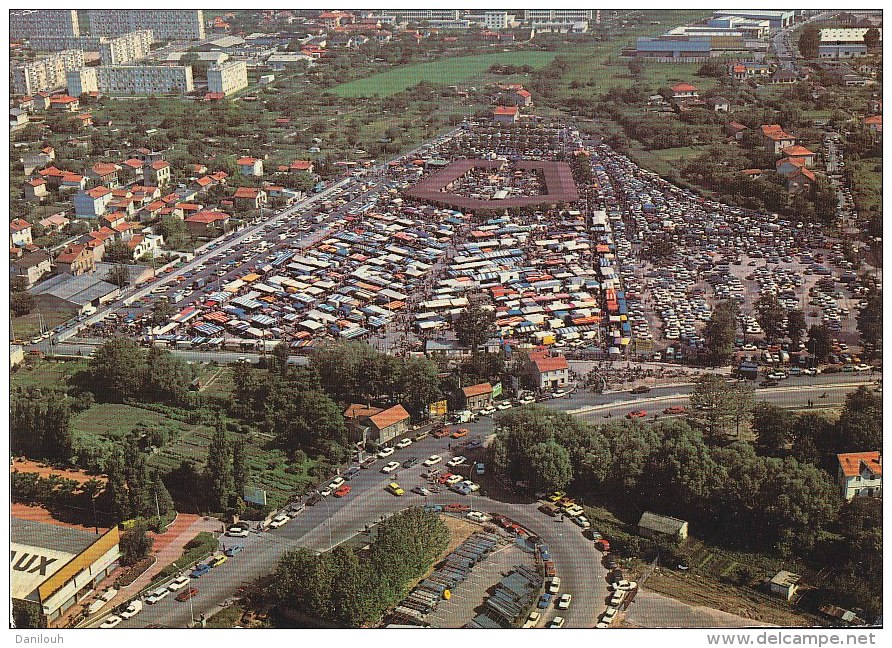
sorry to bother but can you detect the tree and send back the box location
[755,293,785,341]
[798,25,820,59]
[401,355,441,419]
[103,239,132,264]
[454,300,495,353]
[10,390,75,463]
[627,58,644,79]
[786,309,806,346]
[527,441,573,491]
[105,264,130,289]
[205,428,234,513]
[119,518,155,565]
[230,437,248,513]
[11,291,35,317]
[689,374,738,440]
[150,299,175,326]
[863,27,880,50]
[160,215,189,249]
[856,290,882,359]
[704,300,738,366]
[752,402,794,456]
[806,324,832,361]
[144,347,192,403]
[89,338,146,401]
[10,275,28,293]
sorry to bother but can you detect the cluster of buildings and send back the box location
[818,27,882,59]
[631,10,795,62]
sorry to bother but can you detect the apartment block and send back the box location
[99,30,154,65]
[484,12,517,30]
[207,60,249,96]
[67,67,99,97]
[26,36,102,52]
[95,66,194,96]
[11,50,86,96]
[379,10,461,23]
[524,10,601,24]
[10,10,79,39]
[86,10,205,41]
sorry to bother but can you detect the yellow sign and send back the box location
[443,589,451,600]
[429,400,448,417]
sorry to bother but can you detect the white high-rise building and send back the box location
[379,10,461,23]
[99,30,154,65]
[10,10,80,39]
[207,60,249,96]
[484,12,517,30]
[67,67,99,97]
[87,10,204,41]
[525,10,600,24]
[11,50,86,95]
[95,65,194,95]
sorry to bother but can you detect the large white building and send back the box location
[379,10,461,23]
[10,10,79,39]
[94,65,194,96]
[67,67,99,97]
[484,12,518,30]
[11,50,86,96]
[87,10,205,41]
[525,9,600,24]
[207,60,249,96]
[99,30,154,65]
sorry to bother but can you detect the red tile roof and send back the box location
[780,145,815,157]
[671,82,698,92]
[493,106,519,116]
[463,382,493,398]
[185,211,230,224]
[86,186,112,199]
[237,157,258,165]
[10,218,31,232]
[368,404,410,430]
[515,89,531,98]
[150,160,170,170]
[344,403,383,419]
[290,160,313,170]
[864,114,882,126]
[761,124,796,141]
[92,162,119,176]
[837,451,882,478]
[533,354,569,373]
[233,186,262,199]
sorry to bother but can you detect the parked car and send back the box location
[626,410,647,419]
[423,455,442,466]
[597,607,618,628]
[447,455,468,467]
[396,438,413,449]
[411,486,431,496]
[663,405,686,415]
[557,593,572,610]
[401,457,419,469]
[167,576,191,592]
[549,616,566,628]
[451,428,469,439]
[268,514,290,529]
[386,482,404,496]
[99,615,123,628]
[226,525,250,538]
[546,576,561,594]
[306,493,322,506]
[466,510,490,523]
[224,545,243,557]
[145,587,170,604]
[522,611,541,628]
[176,587,199,602]
[630,385,651,394]
[119,600,142,619]
[381,461,400,474]
[190,563,211,578]
[333,484,351,497]
[377,447,395,458]
[208,554,228,568]
[537,593,553,609]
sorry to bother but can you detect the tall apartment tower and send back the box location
[11,50,86,95]
[207,60,249,96]
[99,30,155,65]
[10,10,80,39]
[95,65,194,95]
[86,10,205,41]
[67,67,99,97]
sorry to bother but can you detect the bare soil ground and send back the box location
[12,457,107,485]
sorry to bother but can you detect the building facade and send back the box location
[379,10,461,23]
[11,50,86,96]
[10,10,79,39]
[99,30,154,65]
[95,65,194,95]
[67,67,99,96]
[87,10,205,40]
[207,60,249,96]
[525,10,600,24]
[837,452,882,500]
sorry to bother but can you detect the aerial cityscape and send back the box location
[8,7,883,634]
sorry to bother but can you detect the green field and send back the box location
[333,51,558,97]
[11,358,90,390]
[12,305,77,342]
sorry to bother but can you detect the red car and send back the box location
[663,405,687,415]
[433,428,451,439]
[626,410,647,419]
[438,472,455,484]
[176,587,199,602]
[444,503,470,513]
[451,428,469,439]
[333,485,351,498]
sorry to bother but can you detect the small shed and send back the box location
[769,570,801,601]
[638,511,689,542]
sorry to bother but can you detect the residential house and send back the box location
[38,165,69,188]
[364,404,411,445]
[726,121,748,140]
[289,159,314,173]
[864,114,882,140]
[730,63,747,81]
[146,160,171,187]
[120,158,145,180]
[21,148,55,174]
[184,210,230,236]
[779,145,816,167]
[39,212,70,232]
[760,124,796,153]
[462,382,494,411]
[10,108,29,129]
[670,82,699,99]
[705,96,730,112]
[509,88,532,106]
[24,178,48,202]
[768,571,801,602]
[87,161,120,188]
[237,156,264,176]
[73,186,114,217]
[11,250,52,288]
[127,233,163,260]
[771,69,798,84]
[232,186,267,209]
[530,351,570,390]
[740,168,764,179]
[59,173,87,193]
[10,219,33,247]
[837,451,882,500]
[786,167,816,193]
[99,211,129,229]
[492,106,519,123]
[776,156,808,176]
[49,95,80,112]
[54,243,95,275]
[638,511,689,542]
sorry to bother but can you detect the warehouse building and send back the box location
[634,37,712,62]
[31,273,120,314]
[712,10,795,30]
[12,518,120,626]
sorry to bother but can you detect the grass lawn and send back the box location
[12,305,77,342]
[849,156,882,214]
[10,358,90,390]
[333,51,557,97]
[206,604,246,628]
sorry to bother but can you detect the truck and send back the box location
[452,410,473,424]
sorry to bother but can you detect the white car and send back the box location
[597,607,618,628]
[609,590,625,607]
[522,611,541,628]
[396,438,412,449]
[549,616,566,628]
[466,510,491,523]
[495,402,512,411]
[269,514,290,529]
[546,576,561,594]
[423,455,442,466]
[328,476,345,490]
[167,576,191,592]
[609,580,638,592]
[145,587,169,604]
[226,525,249,538]
[447,455,468,467]
[99,615,123,628]
[381,461,400,474]
[119,600,142,619]
[318,487,332,497]
[462,480,480,492]
[377,447,395,458]
[479,407,497,416]
[557,593,572,610]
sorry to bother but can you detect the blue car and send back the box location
[537,593,553,609]
[190,563,211,578]
[424,504,444,513]
[224,546,243,557]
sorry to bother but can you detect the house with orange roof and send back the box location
[837,451,882,500]
[508,88,532,107]
[193,175,215,191]
[786,167,816,193]
[24,178,48,203]
[54,244,95,276]
[670,82,699,99]
[99,212,129,229]
[210,171,229,183]
[237,156,264,176]
[10,219,33,247]
[780,145,816,167]
[492,105,519,123]
[140,200,167,221]
[776,156,808,176]
[530,350,570,390]
[146,160,171,187]
[740,168,764,179]
[39,213,70,232]
[232,186,268,209]
[121,158,145,178]
[87,161,121,188]
[760,124,797,153]
[184,211,231,236]
[49,95,80,112]
[364,404,411,444]
[289,159,314,173]
[73,186,114,217]
[462,382,494,411]
[863,114,882,140]
[730,63,747,81]
[60,173,87,192]
[38,165,69,188]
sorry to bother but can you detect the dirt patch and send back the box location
[440,514,482,555]
[12,502,110,533]
[12,457,107,485]
[639,569,817,627]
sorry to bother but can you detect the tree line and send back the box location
[270,508,449,627]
